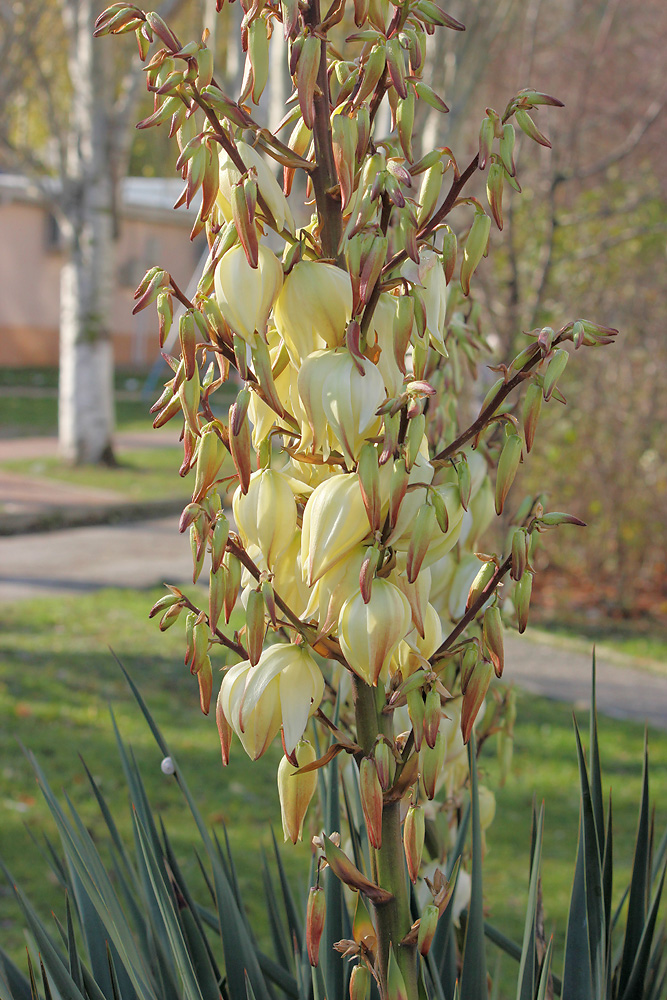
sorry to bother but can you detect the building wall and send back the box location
[0,199,205,369]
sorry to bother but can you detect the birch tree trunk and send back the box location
[58,0,116,465]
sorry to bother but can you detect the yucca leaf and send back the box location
[261,851,292,971]
[619,860,666,1000]
[79,756,137,880]
[63,895,84,994]
[574,719,606,997]
[38,959,54,1000]
[589,652,605,854]
[516,804,544,1000]
[105,945,122,1000]
[430,805,469,996]
[270,829,303,948]
[535,937,553,1000]
[179,906,224,1000]
[132,810,205,1000]
[341,773,368,876]
[321,752,345,1000]
[0,949,33,1000]
[602,795,613,995]
[459,737,487,1000]
[618,734,651,995]
[2,878,88,1000]
[159,820,222,986]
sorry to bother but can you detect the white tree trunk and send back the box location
[58,0,116,464]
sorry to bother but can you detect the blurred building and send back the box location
[0,174,204,369]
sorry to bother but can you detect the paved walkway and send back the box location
[0,434,665,730]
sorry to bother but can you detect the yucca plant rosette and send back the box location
[93,1,619,995]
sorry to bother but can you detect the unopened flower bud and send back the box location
[461,659,493,743]
[374,739,395,791]
[359,756,383,848]
[403,804,425,883]
[495,434,523,515]
[417,904,439,955]
[279,741,318,845]
[483,606,504,677]
[515,571,533,634]
[306,883,326,966]
[423,686,441,749]
[245,588,265,666]
[349,963,370,1000]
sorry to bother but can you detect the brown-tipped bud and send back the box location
[461,659,493,743]
[461,211,491,296]
[306,886,327,967]
[393,295,414,373]
[407,503,437,584]
[483,606,504,677]
[423,687,441,749]
[386,37,407,98]
[245,588,265,666]
[515,108,551,147]
[429,488,449,535]
[223,551,241,622]
[356,43,386,104]
[380,410,401,465]
[209,566,225,633]
[478,115,495,169]
[440,226,457,285]
[332,112,357,210]
[456,457,472,510]
[416,160,444,228]
[231,175,259,269]
[515,571,533,633]
[360,545,382,604]
[159,602,183,631]
[193,426,226,503]
[466,559,496,612]
[251,338,283,414]
[149,592,180,619]
[178,367,201,438]
[460,642,480,694]
[404,413,426,471]
[359,757,383,848]
[396,91,415,161]
[179,501,200,534]
[296,33,321,129]
[510,527,528,581]
[228,400,252,495]
[210,515,230,574]
[499,123,516,176]
[389,459,410,528]
[406,689,425,751]
[156,290,173,348]
[522,381,542,452]
[216,684,233,765]
[358,443,381,531]
[486,161,504,230]
[417,904,439,956]
[495,434,523,515]
[411,337,429,382]
[190,523,206,583]
[259,579,276,626]
[374,739,395,792]
[359,235,388,306]
[542,348,569,401]
[355,105,371,161]
[187,613,209,675]
[197,655,213,715]
[403,804,425,883]
[421,730,446,800]
[349,964,370,1000]
[133,267,169,313]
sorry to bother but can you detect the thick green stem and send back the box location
[353,679,419,999]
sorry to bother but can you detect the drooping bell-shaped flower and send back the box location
[298,349,385,464]
[274,260,353,364]
[233,468,297,570]
[278,740,318,844]
[218,659,281,760]
[242,643,324,755]
[214,243,283,344]
[301,472,370,585]
[338,579,412,685]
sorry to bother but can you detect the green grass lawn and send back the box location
[1,587,665,995]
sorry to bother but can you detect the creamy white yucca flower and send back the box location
[338,579,412,686]
[300,472,370,585]
[219,644,324,759]
[214,243,283,343]
[274,260,353,364]
[232,468,297,569]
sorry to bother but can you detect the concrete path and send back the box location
[0,515,194,600]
